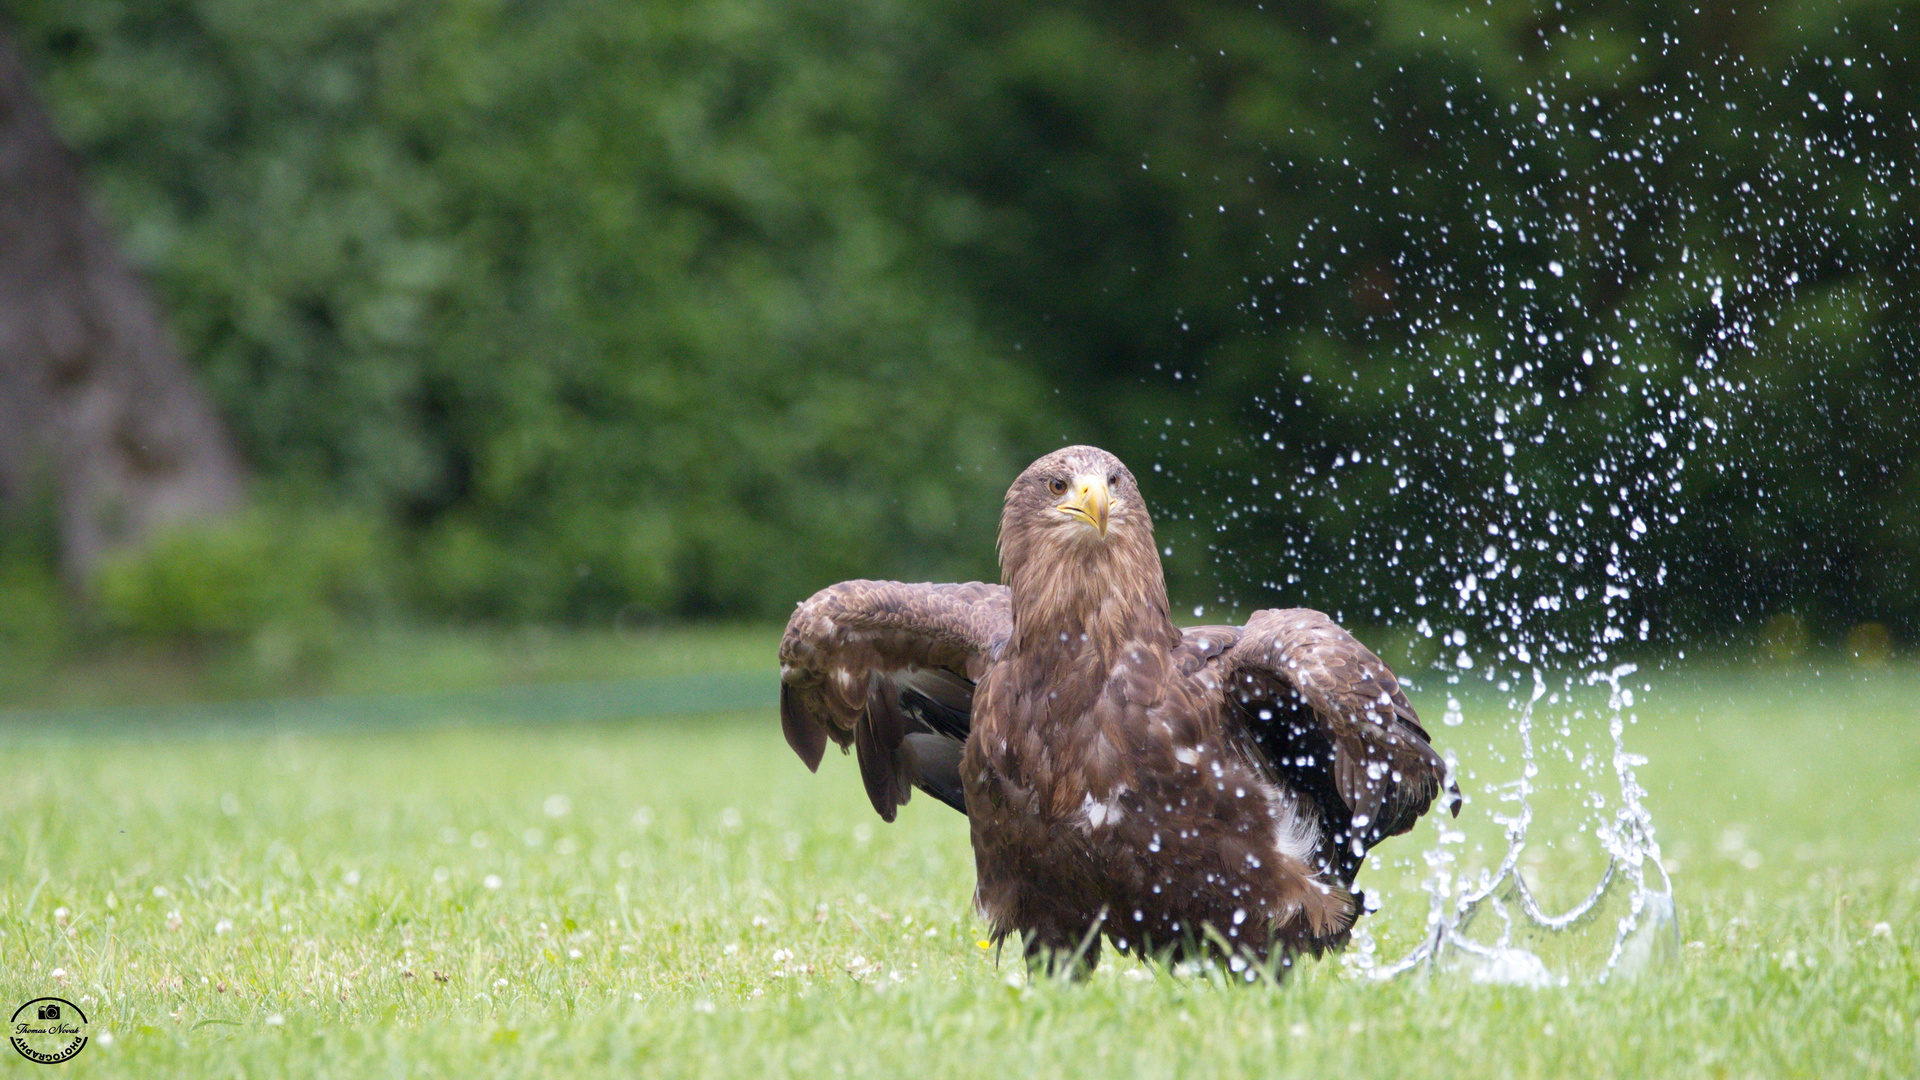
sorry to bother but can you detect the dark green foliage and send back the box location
[90,499,392,670]
[11,0,1056,626]
[8,0,1918,646]
[0,485,74,666]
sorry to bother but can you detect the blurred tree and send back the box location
[7,0,1061,624]
[7,0,1919,652]
[0,32,242,590]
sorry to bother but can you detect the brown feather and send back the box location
[779,579,1009,819]
[856,670,915,822]
[780,681,828,771]
[1204,608,1461,885]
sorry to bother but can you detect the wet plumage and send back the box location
[779,445,1458,974]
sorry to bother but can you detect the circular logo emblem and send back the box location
[10,998,88,1064]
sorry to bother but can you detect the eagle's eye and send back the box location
[1047,477,1068,496]
[1108,471,1120,487]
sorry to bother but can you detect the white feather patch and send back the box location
[1271,796,1320,865]
[1080,792,1125,830]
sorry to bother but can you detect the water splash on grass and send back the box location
[1345,663,1674,984]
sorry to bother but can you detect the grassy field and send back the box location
[2,638,1917,1078]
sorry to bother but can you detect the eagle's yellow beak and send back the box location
[1058,475,1110,537]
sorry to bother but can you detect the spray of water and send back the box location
[1339,660,1674,985]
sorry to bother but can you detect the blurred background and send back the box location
[0,0,1914,704]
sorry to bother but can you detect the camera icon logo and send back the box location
[35,1004,59,1021]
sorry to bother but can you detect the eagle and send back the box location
[778,445,1458,975]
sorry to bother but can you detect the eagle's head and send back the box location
[998,446,1173,651]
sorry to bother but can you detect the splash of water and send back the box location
[1342,663,1674,984]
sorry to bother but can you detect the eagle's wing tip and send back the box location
[779,683,830,771]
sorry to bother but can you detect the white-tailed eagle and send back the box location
[779,445,1458,974]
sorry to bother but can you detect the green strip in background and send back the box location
[0,670,780,736]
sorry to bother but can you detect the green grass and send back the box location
[0,623,783,710]
[2,647,1918,1078]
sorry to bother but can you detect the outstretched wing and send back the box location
[1197,608,1460,885]
[779,580,1010,822]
